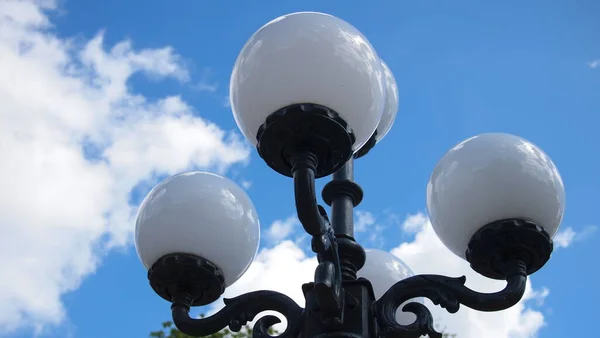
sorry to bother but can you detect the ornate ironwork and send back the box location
[374,260,527,338]
[171,291,304,338]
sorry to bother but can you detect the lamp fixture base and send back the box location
[256,104,356,178]
[353,131,377,159]
[466,219,553,280]
[148,253,225,306]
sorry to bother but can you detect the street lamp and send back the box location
[135,12,565,338]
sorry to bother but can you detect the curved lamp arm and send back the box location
[291,151,344,325]
[374,260,528,338]
[291,152,330,238]
[171,291,304,338]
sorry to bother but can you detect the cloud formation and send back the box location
[553,225,597,248]
[0,0,249,334]
[355,210,376,232]
[265,216,299,243]
[354,210,386,247]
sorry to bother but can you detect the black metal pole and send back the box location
[330,159,356,237]
[322,158,366,280]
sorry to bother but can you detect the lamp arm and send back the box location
[374,259,528,338]
[291,151,345,325]
[171,291,304,338]
[291,151,330,237]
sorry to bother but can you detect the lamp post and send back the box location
[134,12,565,338]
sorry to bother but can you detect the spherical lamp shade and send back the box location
[357,249,421,325]
[427,133,565,259]
[230,12,386,152]
[135,171,260,287]
[374,60,399,143]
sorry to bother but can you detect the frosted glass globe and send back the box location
[135,171,260,286]
[230,12,385,152]
[427,133,565,259]
[357,249,422,325]
[374,60,399,142]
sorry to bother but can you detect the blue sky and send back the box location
[0,1,599,338]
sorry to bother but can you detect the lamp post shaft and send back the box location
[331,159,356,237]
[323,158,366,281]
[300,158,377,337]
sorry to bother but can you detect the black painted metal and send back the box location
[298,157,375,337]
[466,219,553,280]
[171,291,303,338]
[374,260,527,338]
[302,278,378,338]
[147,109,557,338]
[291,152,345,327]
[148,253,225,306]
[353,131,378,159]
[322,159,366,281]
[256,104,356,178]
[329,160,357,237]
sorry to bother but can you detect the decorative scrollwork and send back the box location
[171,291,304,338]
[374,260,528,338]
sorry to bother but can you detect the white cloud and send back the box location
[265,216,299,243]
[0,0,249,334]
[194,81,219,93]
[588,59,600,68]
[192,68,219,92]
[355,210,375,232]
[553,228,576,248]
[209,212,552,338]
[224,241,317,302]
[241,180,252,189]
[553,225,597,249]
[401,212,428,233]
[354,210,386,247]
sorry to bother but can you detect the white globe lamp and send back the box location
[135,171,260,305]
[427,133,565,278]
[230,12,386,177]
[354,59,399,158]
[374,60,399,143]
